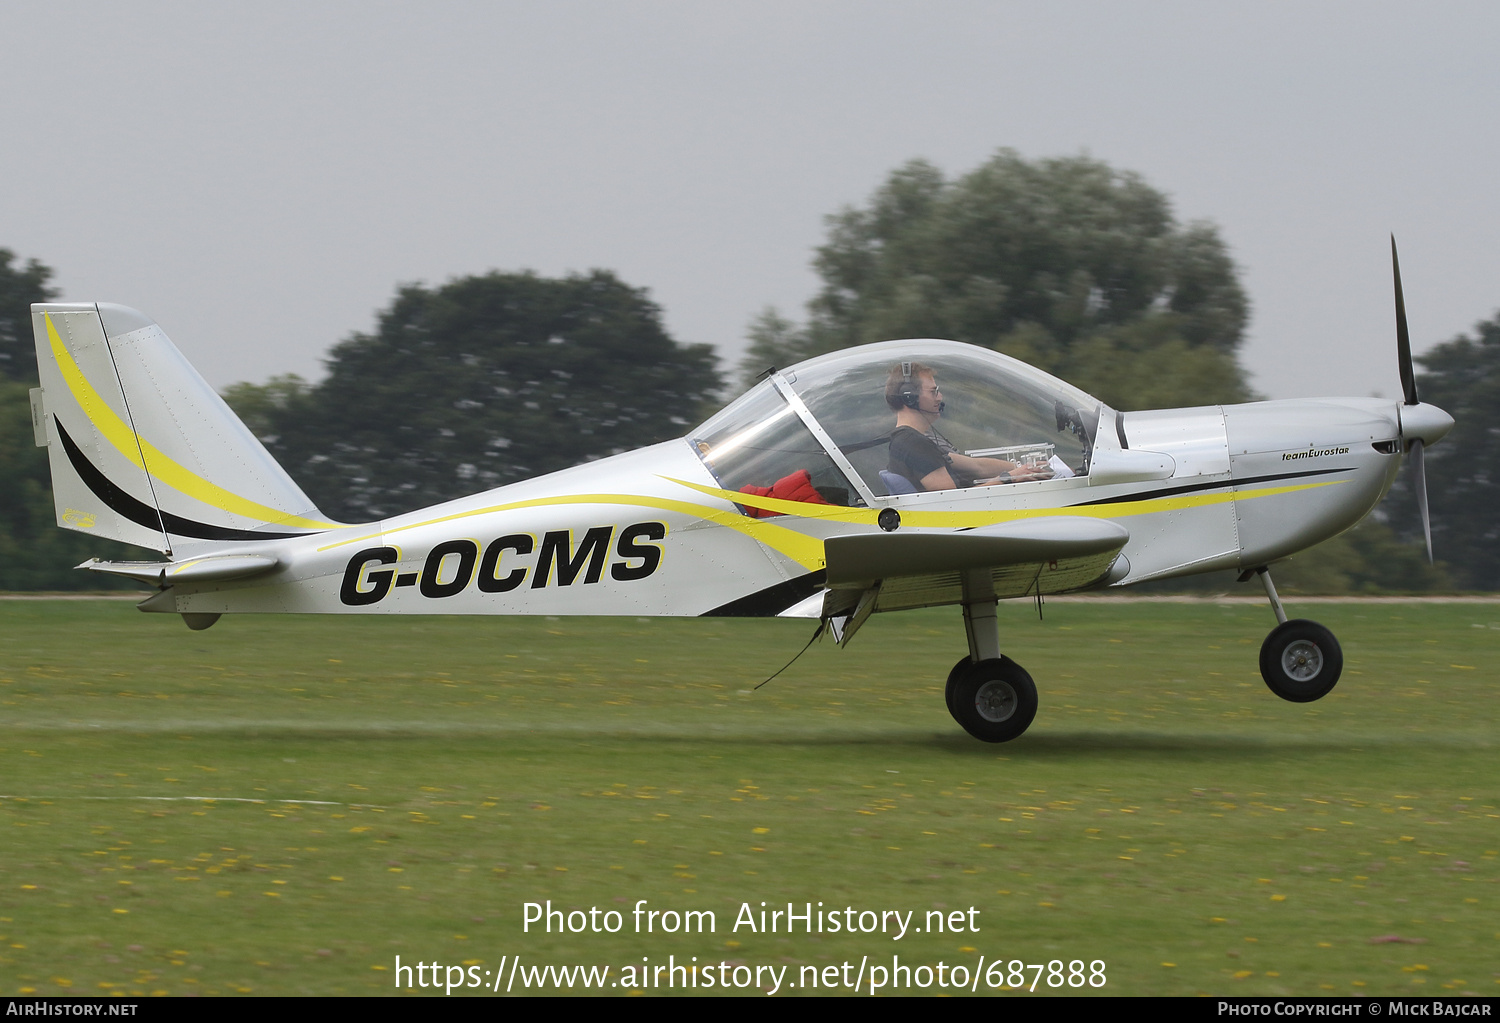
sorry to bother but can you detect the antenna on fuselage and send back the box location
[753,619,827,690]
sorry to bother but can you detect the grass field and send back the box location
[0,597,1496,997]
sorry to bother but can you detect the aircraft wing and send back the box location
[821,516,1129,619]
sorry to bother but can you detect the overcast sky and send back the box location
[4,2,1498,402]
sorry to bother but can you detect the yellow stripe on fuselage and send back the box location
[45,313,336,531]
[316,492,828,569]
[669,474,1345,528]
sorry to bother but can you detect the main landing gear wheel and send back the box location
[945,656,973,716]
[948,656,1038,743]
[1259,619,1343,703]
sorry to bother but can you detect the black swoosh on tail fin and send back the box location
[55,418,317,542]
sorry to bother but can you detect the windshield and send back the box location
[689,381,861,515]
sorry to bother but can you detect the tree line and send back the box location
[1,150,1492,591]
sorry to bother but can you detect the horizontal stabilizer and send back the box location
[77,553,280,586]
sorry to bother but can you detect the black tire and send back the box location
[944,656,972,716]
[948,656,1038,743]
[1259,619,1342,703]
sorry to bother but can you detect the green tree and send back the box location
[219,374,312,444]
[738,306,816,382]
[742,151,1254,409]
[229,270,723,522]
[1270,518,1451,594]
[1380,312,1500,590]
[0,249,54,385]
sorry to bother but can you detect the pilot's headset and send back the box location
[897,362,944,413]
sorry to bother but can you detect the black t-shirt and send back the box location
[889,426,972,490]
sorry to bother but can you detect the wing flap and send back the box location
[825,517,1129,587]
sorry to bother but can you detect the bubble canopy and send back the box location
[691,339,1101,505]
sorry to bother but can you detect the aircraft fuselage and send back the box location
[134,395,1411,621]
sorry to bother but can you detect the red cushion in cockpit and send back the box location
[739,469,831,518]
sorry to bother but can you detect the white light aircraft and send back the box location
[27,243,1453,742]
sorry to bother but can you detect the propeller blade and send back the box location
[1410,437,1432,563]
[1391,235,1419,405]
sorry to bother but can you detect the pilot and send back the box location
[886,362,1052,491]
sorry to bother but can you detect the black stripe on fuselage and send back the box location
[702,570,828,617]
[1069,466,1351,507]
[55,417,317,542]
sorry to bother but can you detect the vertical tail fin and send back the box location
[30,303,338,554]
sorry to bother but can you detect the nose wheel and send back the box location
[1245,566,1343,703]
[1259,619,1343,702]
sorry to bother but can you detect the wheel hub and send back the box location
[1281,639,1323,682]
[973,680,1018,723]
